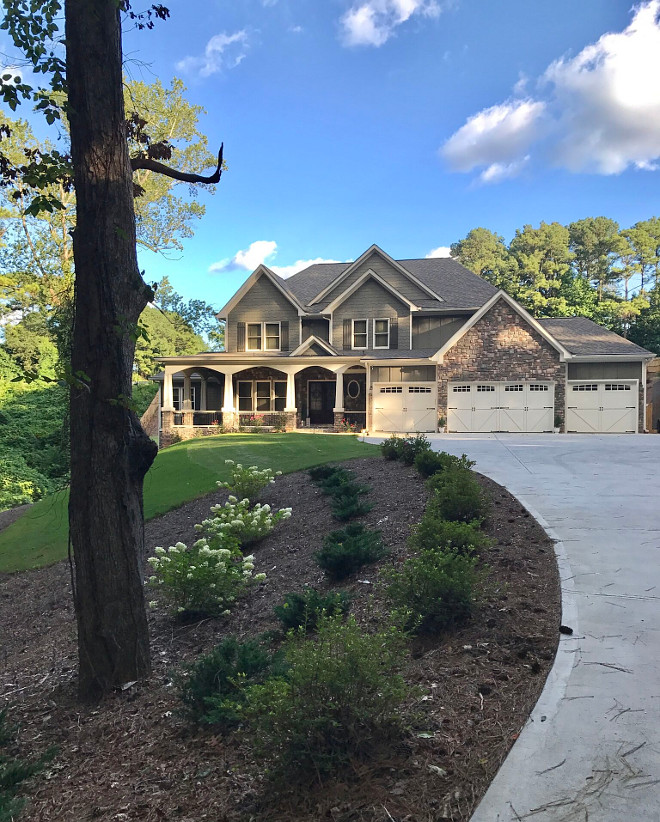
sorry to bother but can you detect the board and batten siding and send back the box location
[331,278,411,351]
[567,362,642,380]
[301,318,330,342]
[321,253,431,308]
[225,273,300,352]
[412,315,469,349]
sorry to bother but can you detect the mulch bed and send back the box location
[0,457,560,822]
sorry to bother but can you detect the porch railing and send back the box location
[172,410,223,426]
[338,411,367,431]
[238,411,287,428]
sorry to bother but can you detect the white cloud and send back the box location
[441,1,660,181]
[340,0,443,47]
[426,246,451,258]
[441,99,546,174]
[209,241,342,278]
[176,30,249,78]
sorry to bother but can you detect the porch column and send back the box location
[200,376,207,411]
[183,373,192,411]
[333,372,345,413]
[162,366,175,410]
[222,373,235,412]
[285,370,296,412]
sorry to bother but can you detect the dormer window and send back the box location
[373,318,390,349]
[352,319,368,349]
[247,322,281,351]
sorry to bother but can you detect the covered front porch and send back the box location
[155,356,367,445]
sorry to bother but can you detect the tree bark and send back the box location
[66,0,158,700]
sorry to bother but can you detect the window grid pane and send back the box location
[247,323,262,349]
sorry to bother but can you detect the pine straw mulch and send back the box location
[0,456,560,822]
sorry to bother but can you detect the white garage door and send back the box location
[566,381,638,433]
[372,383,437,432]
[447,382,554,433]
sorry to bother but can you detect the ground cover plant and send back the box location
[0,456,561,821]
[0,709,52,822]
[0,433,379,572]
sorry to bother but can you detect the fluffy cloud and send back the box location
[209,241,342,278]
[426,246,451,258]
[441,1,660,181]
[176,30,249,77]
[341,0,442,47]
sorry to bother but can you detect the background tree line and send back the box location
[451,217,660,353]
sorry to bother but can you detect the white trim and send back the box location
[309,244,443,306]
[565,354,654,362]
[432,291,572,363]
[352,318,368,350]
[373,317,390,349]
[325,269,419,314]
[246,320,281,352]
[217,265,304,318]
[643,359,648,431]
[289,334,337,357]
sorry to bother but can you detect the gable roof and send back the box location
[433,290,572,362]
[217,264,303,318]
[285,254,497,312]
[324,268,419,313]
[538,317,654,358]
[289,335,338,356]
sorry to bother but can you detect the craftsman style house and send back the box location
[154,244,654,444]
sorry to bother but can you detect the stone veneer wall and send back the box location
[438,300,565,429]
[295,365,336,426]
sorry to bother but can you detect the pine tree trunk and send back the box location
[65,0,158,700]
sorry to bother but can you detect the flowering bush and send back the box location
[197,495,292,547]
[218,459,282,501]
[147,537,267,617]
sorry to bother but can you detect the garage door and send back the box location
[447,382,554,433]
[372,383,437,432]
[566,381,638,433]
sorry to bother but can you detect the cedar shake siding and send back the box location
[226,273,300,352]
[331,279,411,351]
[438,300,565,421]
[319,253,431,309]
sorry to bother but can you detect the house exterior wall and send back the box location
[412,315,468,349]
[301,318,330,342]
[567,362,642,380]
[226,274,300,352]
[331,279,411,351]
[320,254,431,306]
[438,301,565,427]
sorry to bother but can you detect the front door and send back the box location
[309,381,335,424]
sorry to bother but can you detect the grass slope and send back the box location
[0,434,378,573]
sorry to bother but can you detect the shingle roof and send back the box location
[282,257,497,311]
[538,317,653,357]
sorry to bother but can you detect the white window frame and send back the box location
[352,318,368,350]
[246,321,281,352]
[237,379,287,413]
[172,385,197,411]
[373,317,390,349]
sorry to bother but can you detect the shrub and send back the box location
[310,465,372,522]
[330,489,374,521]
[197,496,292,547]
[399,434,432,466]
[308,464,340,482]
[315,468,355,494]
[175,635,285,727]
[410,514,491,555]
[147,537,265,617]
[315,523,386,580]
[274,589,352,632]
[244,614,409,776]
[218,460,282,501]
[426,467,490,523]
[380,435,402,461]
[385,548,484,633]
[0,708,54,822]
[413,450,475,479]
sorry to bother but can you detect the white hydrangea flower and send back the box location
[175,542,186,550]
[255,573,267,581]
[154,547,165,556]
[225,459,234,465]
[228,495,238,503]
[186,573,193,579]
[148,600,158,608]
[147,557,159,566]
[149,575,157,583]
[221,609,231,616]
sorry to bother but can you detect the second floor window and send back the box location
[247,322,281,351]
[352,319,368,349]
[373,318,390,348]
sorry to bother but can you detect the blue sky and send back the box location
[12,2,660,309]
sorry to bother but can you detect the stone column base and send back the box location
[334,411,345,432]
[221,410,238,431]
[284,411,297,432]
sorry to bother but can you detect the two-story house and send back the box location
[153,244,654,444]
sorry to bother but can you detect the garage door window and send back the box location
[408,386,432,393]
[605,384,631,391]
[477,385,495,392]
[453,385,471,392]
[529,384,549,391]
[573,384,598,391]
[380,386,402,393]
[505,384,524,392]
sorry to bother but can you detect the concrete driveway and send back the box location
[366,433,660,821]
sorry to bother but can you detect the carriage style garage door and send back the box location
[566,381,638,433]
[447,382,555,433]
[372,383,437,432]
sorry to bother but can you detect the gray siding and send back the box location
[226,274,300,352]
[302,318,329,342]
[567,362,642,380]
[322,254,431,307]
[412,315,468,349]
[331,279,411,350]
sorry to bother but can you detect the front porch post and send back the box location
[333,371,345,414]
[200,376,207,411]
[161,366,175,445]
[281,366,298,431]
[182,372,193,425]
[222,372,235,413]
[162,366,175,410]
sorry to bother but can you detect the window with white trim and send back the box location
[373,318,390,349]
[172,386,196,410]
[237,380,287,412]
[247,322,280,351]
[238,381,253,411]
[352,319,368,349]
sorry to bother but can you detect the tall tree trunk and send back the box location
[66,0,158,700]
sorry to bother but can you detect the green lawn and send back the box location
[0,433,379,573]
